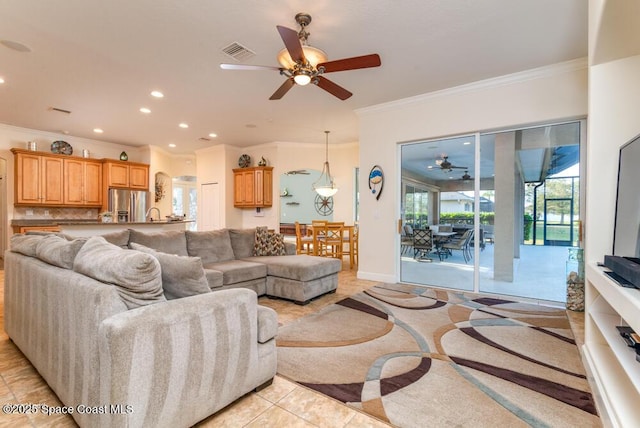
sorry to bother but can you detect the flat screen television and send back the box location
[612,133,640,258]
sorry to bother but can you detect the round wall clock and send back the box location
[314,195,334,216]
[238,154,251,168]
[51,140,73,155]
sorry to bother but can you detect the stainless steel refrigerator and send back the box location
[108,189,150,222]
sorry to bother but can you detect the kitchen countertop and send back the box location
[11,219,193,226]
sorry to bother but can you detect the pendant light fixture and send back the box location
[313,131,338,197]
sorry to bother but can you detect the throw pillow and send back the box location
[10,234,45,257]
[253,226,286,256]
[74,236,165,309]
[35,234,88,269]
[130,242,211,300]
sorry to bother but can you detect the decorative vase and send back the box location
[120,151,128,161]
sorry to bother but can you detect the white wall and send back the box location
[148,146,197,217]
[356,61,588,282]
[195,141,358,231]
[586,1,640,263]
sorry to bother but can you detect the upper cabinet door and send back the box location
[83,161,103,205]
[14,152,42,204]
[106,162,129,188]
[40,157,64,205]
[63,159,85,204]
[129,164,149,189]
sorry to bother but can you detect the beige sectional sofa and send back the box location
[4,227,340,427]
[125,227,342,304]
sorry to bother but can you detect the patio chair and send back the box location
[413,228,435,262]
[401,224,414,255]
[484,224,495,244]
[442,229,474,263]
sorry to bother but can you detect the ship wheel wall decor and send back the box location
[314,194,334,216]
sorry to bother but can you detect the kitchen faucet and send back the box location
[145,207,161,222]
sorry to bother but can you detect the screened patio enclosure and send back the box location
[400,121,583,303]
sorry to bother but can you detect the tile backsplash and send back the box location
[13,207,100,220]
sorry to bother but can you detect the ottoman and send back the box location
[249,255,342,304]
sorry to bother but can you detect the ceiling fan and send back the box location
[220,13,381,100]
[461,170,472,180]
[435,155,468,172]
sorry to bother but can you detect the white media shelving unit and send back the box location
[584,262,640,427]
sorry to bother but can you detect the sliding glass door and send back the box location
[400,134,477,291]
[400,121,583,303]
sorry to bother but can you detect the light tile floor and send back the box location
[0,257,585,427]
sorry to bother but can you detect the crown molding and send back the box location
[356,57,588,116]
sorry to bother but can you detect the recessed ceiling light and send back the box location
[151,90,164,98]
[463,141,471,145]
[179,123,189,129]
[0,77,4,84]
[139,107,151,114]
[427,166,433,169]
[93,128,104,134]
[168,143,176,148]
[208,133,217,138]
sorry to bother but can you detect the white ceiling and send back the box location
[0,0,587,154]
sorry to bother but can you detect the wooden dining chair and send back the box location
[295,221,313,254]
[342,223,358,268]
[320,222,345,259]
[311,220,328,256]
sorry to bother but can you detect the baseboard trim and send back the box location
[356,271,396,283]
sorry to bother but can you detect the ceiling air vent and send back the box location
[198,137,211,142]
[222,42,255,62]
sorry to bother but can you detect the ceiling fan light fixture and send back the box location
[277,45,327,69]
[313,131,338,197]
[293,71,312,85]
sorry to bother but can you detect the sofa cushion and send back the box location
[10,233,45,257]
[253,226,286,256]
[130,242,211,300]
[202,259,267,285]
[186,229,235,264]
[203,269,224,289]
[246,255,342,282]
[74,236,165,309]
[228,228,256,259]
[101,229,131,248]
[35,234,87,269]
[128,229,188,256]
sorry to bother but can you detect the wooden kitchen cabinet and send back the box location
[12,150,64,205]
[64,158,103,206]
[103,160,149,190]
[233,166,273,208]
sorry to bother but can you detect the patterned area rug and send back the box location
[276,283,600,427]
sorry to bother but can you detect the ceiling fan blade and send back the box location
[269,78,295,100]
[317,54,381,73]
[220,64,281,71]
[315,76,352,100]
[276,25,305,64]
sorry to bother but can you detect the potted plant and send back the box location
[100,211,113,223]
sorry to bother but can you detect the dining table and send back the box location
[307,223,357,269]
